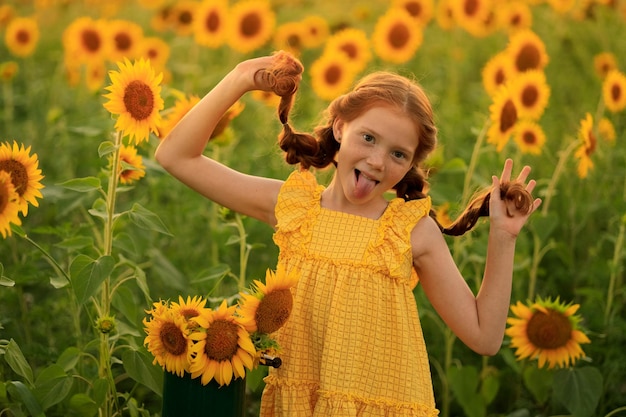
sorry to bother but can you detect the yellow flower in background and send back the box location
[0,171,21,238]
[193,0,228,49]
[435,0,456,30]
[510,69,551,120]
[372,7,423,64]
[0,61,18,82]
[84,60,107,92]
[513,120,546,155]
[506,29,549,73]
[547,0,576,14]
[452,0,495,37]
[251,89,281,108]
[602,69,626,113]
[116,145,146,185]
[158,92,201,139]
[324,28,372,73]
[310,51,359,101]
[143,301,194,377]
[393,0,434,27]
[272,21,306,55]
[482,51,516,97]
[170,295,209,322]
[574,112,596,178]
[0,5,16,27]
[598,117,616,143]
[188,300,256,386]
[238,267,299,334]
[506,297,590,369]
[227,0,275,54]
[63,17,111,65]
[103,58,164,145]
[299,15,329,49]
[5,16,39,57]
[593,52,618,79]
[170,1,198,37]
[496,1,533,33]
[211,100,245,142]
[107,19,144,62]
[487,85,518,151]
[0,141,44,216]
[138,36,170,70]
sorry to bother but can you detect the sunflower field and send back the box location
[1,0,625,416]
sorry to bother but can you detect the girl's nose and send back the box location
[366,148,385,171]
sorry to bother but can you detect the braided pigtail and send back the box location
[439,181,534,236]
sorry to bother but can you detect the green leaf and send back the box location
[127,203,172,236]
[98,141,116,158]
[70,255,115,305]
[55,236,94,251]
[122,348,164,396]
[88,198,108,220]
[448,365,486,417]
[49,275,70,289]
[58,177,102,193]
[4,340,34,386]
[69,393,98,417]
[1,275,15,287]
[92,378,109,407]
[34,364,73,409]
[553,367,603,417]
[522,365,553,405]
[6,381,44,417]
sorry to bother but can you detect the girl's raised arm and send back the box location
[155,55,291,227]
[412,159,541,355]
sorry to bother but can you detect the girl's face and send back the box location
[329,104,419,213]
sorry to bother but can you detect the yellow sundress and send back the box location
[260,170,439,417]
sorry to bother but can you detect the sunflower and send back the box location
[107,19,144,62]
[435,0,456,30]
[103,57,164,145]
[188,300,256,386]
[310,51,359,101]
[487,85,518,151]
[506,297,590,369]
[158,92,201,139]
[0,5,15,27]
[272,22,306,55]
[171,1,198,37]
[452,0,496,37]
[5,16,39,57]
[372,7,423,64]
[592,52,618,79]
[482,51,516,97]
[598,117,616,143]
[496,1,533,33]
[62,17,111,65]
[143,301,194,377]
[0,171,21,238]
[251,89,281,108]
[170,295,208,321]
[238,267,299,334]
[299,15,329,49]
[0,141,44,216]
[116,145,146,185]
[193,0,228,48]
[211,100,245,142]
[506,29,549,72]
[138,36,170,70]
[392,0,434,27]
[324,28,372,72]
[602,69,626,113]
[547,0,576,14]
[509,69,551,120]
[0,61,18,82]
[227,0,275,54]
[574,112,596,178]
[84,60,107,92]
[513,120,546,155]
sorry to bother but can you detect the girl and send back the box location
[155,51,542,417]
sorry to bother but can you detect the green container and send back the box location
[161,371,246,417]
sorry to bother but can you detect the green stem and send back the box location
[605,406,626,417]
[19,233,71,284]
[527,231,556,301]
[461,117,489,207]
[440,328,456,417]
[3,81,14,133]
[234,213,249,290]
[541,139,578,216]
[604,218,625,325]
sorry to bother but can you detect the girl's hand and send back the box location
[489,159,542,238]
[235,51,303,94]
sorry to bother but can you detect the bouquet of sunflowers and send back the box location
[143,266,298,386]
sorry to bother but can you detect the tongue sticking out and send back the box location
[354,171,377,199]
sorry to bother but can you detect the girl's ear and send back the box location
[332,118,344,143]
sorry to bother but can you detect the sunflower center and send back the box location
[81,29,101,53]
[325,64,341,85]
[611,84,622,102]
[17,30,30,45]
[586,131,597,156]
[522,130,537,145]
[287,34,302,49]
[160,322,187,355]
[499,99,517,133]
[205,319,239,361]
[521,85,539,108]
[464,0,478,16]
[180,308,199,321]
[526,309,573,349]
[241,12,261,38]
[179,10,193,25]
[405,2,423,18]
[255,289,293,334]
[388,23,410,49]
[206,11,220,32]
[0,160,27,196]
[114,33,132,52]
[340,44,357,60]
[516,44,540,71]
[495,69,505,86]
[123,80,155,121]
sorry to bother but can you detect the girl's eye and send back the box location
[392,151,406,159]
[362,133,374,142]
